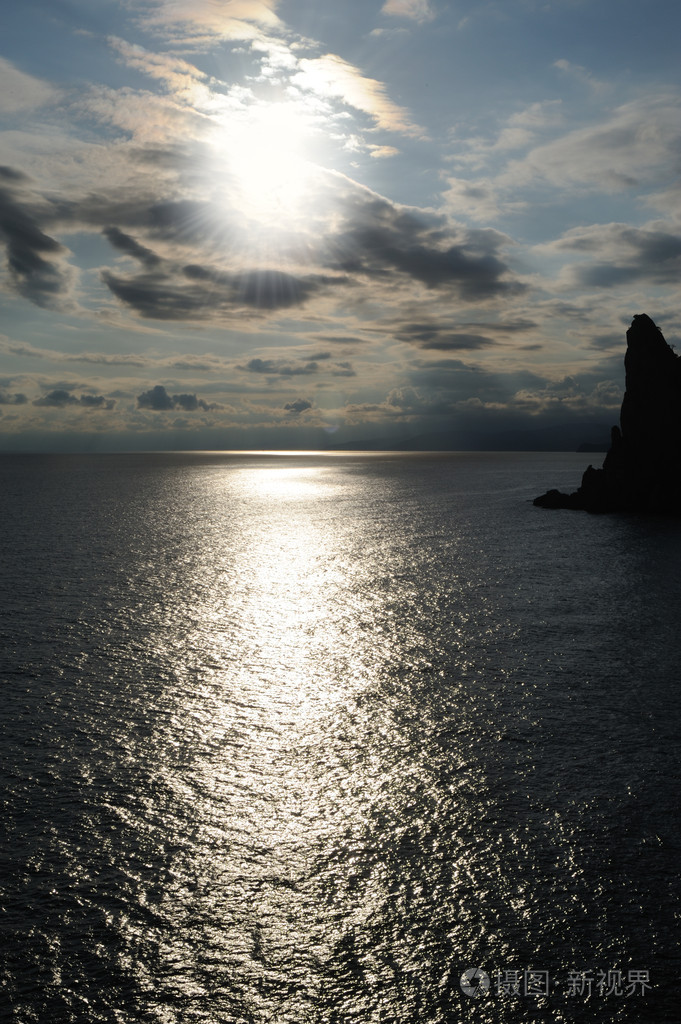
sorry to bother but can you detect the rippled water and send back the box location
[1,452,679,1023]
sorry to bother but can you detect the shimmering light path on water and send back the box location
[1,453,679,1023]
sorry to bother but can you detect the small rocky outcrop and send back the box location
[534,314,681,513]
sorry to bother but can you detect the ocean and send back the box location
[0,451,679,1023]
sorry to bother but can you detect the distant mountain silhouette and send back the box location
[535,314,681,513]
[576,441,610,453]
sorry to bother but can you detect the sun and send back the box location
[211,99,321,236]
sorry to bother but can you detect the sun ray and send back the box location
[209,99,322,237]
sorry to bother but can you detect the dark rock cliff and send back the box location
[534,314,681,513]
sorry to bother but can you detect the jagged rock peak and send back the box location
[534,314,681,514]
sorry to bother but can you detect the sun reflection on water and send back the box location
[140,460,369,1014]
[2,452,677,1023]
[33,453,671,1023]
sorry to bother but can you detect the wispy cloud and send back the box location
[553,58,608,95]
[500,96,681,192]
[380,0,435,23]
[539,221,681,289]
[0,58,57,113]
[239,357,320,376]
[133,0,283,43]
[293,55,422,137]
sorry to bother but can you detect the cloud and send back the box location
[33,389,115,409]
[241,357,320,376]
[0,58,56,113]
[332,361,356,377]
[0,337,232,370]
[448,100,564,176]
[134,0,283,42]
[109,36,209,94]
[501,96,681,193]
[0,152,523,326]
[313,334,368,346]
[90,179,524,316]
[386,385,427,410]
[442,178,504,222]
[102,265,335,319]
[543,222,681,288]
[553,59,607,95]
[491,101,564,152]
[293,55,422,137]
[392,320,497,350]
[232,270,328,309]
[382,315,537,350]
[283,398,312,414]
[0,164,344,322]
[137,384,174,410]
[380,0,435,23]
[415,332,495,351]
[73,82,204,144]
[322,188,524,300]
[103,226,161,266]
[0,169,76,309]
[0,390,28,404]
[369,146,400,159]
[137,384,219,410]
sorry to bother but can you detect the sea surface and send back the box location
[0,451,679,1024]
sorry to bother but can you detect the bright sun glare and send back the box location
[214,101,320,233]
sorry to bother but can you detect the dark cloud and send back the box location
[0,390,28,404]
[560,226,681,289]
[284,398,313,415]
[173,392,215,411]
[241,358,319,376]
[234,270,324,310]
[403,354,624,432]
[384,315,538,350]
[102,271,211,319]
[422,334,495,351]
[408,357,548,404]
[332,362,356,377]
[102,265,336,319]
[33,390,80,407]
[33,389,115,409]
[458,319,538,333]
[79,394,115,408]
[321,191,524,300]
[0,166,29,183]
[137,384,218,411]
[102,226,161,266]
[577,260,681,288]
[137,385,173,410]
[0,167,520,326]
[397,324,496,350]
[64,195,207,243]
[588,332,625,351]
[0,175,73,309]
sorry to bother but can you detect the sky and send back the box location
[1,0,680,451]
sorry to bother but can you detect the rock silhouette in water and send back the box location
[534,314,681,513]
